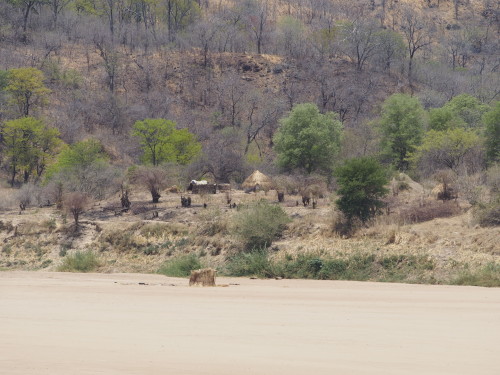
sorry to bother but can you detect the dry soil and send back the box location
[1,271,499,374]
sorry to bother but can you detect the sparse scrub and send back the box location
[398,201,461,224]
[157,254,202,277]
[231,200,290,251]
[57,251,101,272]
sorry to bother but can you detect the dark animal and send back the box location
[277,192,285,203]
[302,196,310,206]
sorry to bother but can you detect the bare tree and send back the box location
[400,6,433,87]
[64,192,89,228]
[132,166,168,203]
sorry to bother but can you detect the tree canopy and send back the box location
[483,102,500,164]
[273,103,342,174]
[413,128,483,175]
[6,67,50,117]
[334,157,389,224]
[379,93,426,171]
[132,118,201,166]
[2,117,62,185]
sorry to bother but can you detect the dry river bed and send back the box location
[1,272,499,375]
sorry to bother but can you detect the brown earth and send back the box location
[1,271,499,375]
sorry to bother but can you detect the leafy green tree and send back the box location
[483,102,500,164]
[334,157,389,224]
[47,139,118,199]
[6,67,50,117]
[413,128,483,175]
[441,94,490,129]
[428,106,460,131]
[379,93,426,171]
[132,118,201,166]
[273,103,343,174]
[2,117,62,185]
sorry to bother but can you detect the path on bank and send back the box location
[1,272,499,374]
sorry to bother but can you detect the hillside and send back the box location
[0,0,499,285]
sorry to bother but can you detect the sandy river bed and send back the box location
[1,272,499,374]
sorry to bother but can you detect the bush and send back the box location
[157,254,202,277]
[223,251,435,283]
[451,263,500,287]
[231,200,290,251]
[224,248,275,277]
[57,251,100,272]
[473,199,500,227]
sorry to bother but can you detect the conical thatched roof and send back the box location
[241,170,273,190]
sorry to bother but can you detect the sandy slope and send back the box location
[1,272,499,375]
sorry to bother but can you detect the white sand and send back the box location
[1,272,499,374]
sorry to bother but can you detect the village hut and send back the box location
[241,170,273,192]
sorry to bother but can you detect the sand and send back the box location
[1,272,499,375]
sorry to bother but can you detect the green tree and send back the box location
[2,117,62,185]
[334,157,389,225]
[441,94,490,129]
[46,139,117,199]
[273,103,343,174]
[413,128,483,175]
[132,118,201,166]
[379,93,426,171]
[6,67,50,117]
[483,101,500,164]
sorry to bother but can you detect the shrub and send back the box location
[157,254,202,277]
[57,251,100,272]
[224,248,275,277]
[473,199,500,227]
[451,263,500,287]
[231,200,290,251]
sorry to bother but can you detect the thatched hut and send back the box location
[241,170,273,192]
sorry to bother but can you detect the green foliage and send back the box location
[224,248,275,278]
[0,70,8,90]
[46,139,117,199]
[334,157,389,224]
[2,117,63,184]
[273,103,343,174]
[157,254,202,277]
[483,101,500,164]
[49,138,108,178]
[451,263,500,287]
[57,250,101,272]
[6,67,50,116]
[379,94,426,171]
[413,128,483,174]
[223,251,435,283]
[429,94,490,131]
[441,94,490,129]
[428,106,460,131]
[231,200,291,251]
[132,118,201,166]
